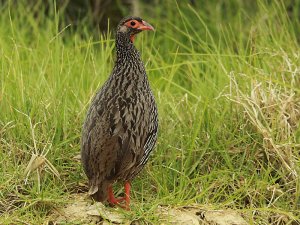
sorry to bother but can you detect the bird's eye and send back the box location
[130,21,136,26]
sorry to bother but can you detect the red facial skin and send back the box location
[124,19,154,42]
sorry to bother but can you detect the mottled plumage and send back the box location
[81,17,158,206]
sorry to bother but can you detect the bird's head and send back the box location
[117,16,154,43]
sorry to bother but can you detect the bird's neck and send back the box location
[115,32,141,63]
[111,32,149,88]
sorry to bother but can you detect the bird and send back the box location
[81,16,158,210]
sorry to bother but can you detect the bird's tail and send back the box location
[88,181,109,202]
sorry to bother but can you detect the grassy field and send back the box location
[1,0,300,224]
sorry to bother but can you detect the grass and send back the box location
[0,0,300,224]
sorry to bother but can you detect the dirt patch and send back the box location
[49,193,248,224]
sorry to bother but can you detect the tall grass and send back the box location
[0,0,299,224]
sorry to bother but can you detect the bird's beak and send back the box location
[138,20,155,31]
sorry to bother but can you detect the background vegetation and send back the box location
[0,0,299,224]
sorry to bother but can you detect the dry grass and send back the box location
[224,50,300,181]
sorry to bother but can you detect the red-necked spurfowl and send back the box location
[81,17,158,210]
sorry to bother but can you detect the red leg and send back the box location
[124,181,131,210]
[107,183,131,210]
[108,184,124,205]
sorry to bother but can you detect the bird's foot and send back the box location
[108,196,129,210]
[108,196,125,205]
[107,182,130,210]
